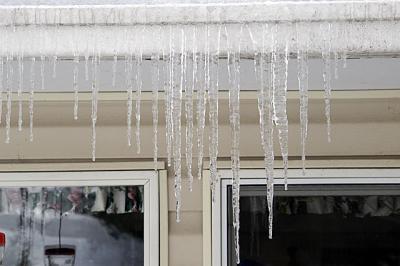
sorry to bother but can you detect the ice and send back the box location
[52,55,57,78]
[227,25,242,265]
[126,55,133,147]
[186,27,196,191]
[73,56,79,120]
[334,51,339,80]
[5,56,13,144]
[322,23,332,143]
[272,25,289,191]
[91,55,99,161]
[165,26,174,168]
[342,50,348,68]
[173,28,185,223]
[135,44,143,154]
[29,57,35,142]
[0,11,391,258]
[258,24,275,239]
[18,56,23,131]
[151,53,160,172]
[209,25,221,203]
[196,26,208,181]
[85,54,89,81]
[297,24,309,176]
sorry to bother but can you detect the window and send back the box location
[210,168,400,266]
[0,170,159,266]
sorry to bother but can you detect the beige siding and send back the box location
[0,90,398,265]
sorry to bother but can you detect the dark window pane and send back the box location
[228,185,400,266]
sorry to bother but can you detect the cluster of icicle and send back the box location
[0,4,398,263]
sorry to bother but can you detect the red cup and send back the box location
[0,232,4,247]
[0,232,4,264]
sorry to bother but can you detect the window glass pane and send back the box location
[228,185,400,266]
[0,186,144,266]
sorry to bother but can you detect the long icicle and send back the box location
[18,56,23,131]
[196,25,208,180]
[272,24,290,191]
[173,28,185,223]
[135,30,144,154]
[91,55,99,161]
[258,24,275,239]
[151,52,160,172]
[186,27,196,191]
[322,22,332,143]
[126,55,133,147]
[209,25,221,203]
[29,57,35,142]
[166,26,174,167]
[299,60,309,174]
[297,24,310,176]
[228,25,243,265]
[73,56,80,120]
[5,56,13,144]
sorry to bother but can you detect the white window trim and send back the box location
[206,168,400,266]
[0,170,160,266]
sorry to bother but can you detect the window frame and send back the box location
[0,169,160,266]
[206,168,400,266]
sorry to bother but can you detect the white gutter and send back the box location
[0,1,398,57]
[0,1,398,25]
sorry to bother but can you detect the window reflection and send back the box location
[0,186,144,266]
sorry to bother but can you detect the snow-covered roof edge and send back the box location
[0,1,397,26]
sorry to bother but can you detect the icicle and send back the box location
[85,54,89,81]
[334,51,339,80]
[165,26,174,168]
[112,54,117,89]
[342,51,347,69]
[0,57,4,125]
[52,55,57,78]
[296,24,310,176]
[258,24,275,239]
[126,55,133,147]
[91,55,99,161]
[209,25,221,202]
[29,57,35,142]
[135,43,143,154]
[173,28,185,223]
[298,51,309,177]
[322,23,332,143]
[18,56,23,132]
[186,27,196,191]
[272,25,289,191]
[40,55,45,90]
[227,25,242,265]
[196,26,209,180]
[5,56,13,144]
[73,56,79,120]
[151,53,160,172]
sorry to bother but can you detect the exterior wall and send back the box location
[0,90,399,265]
